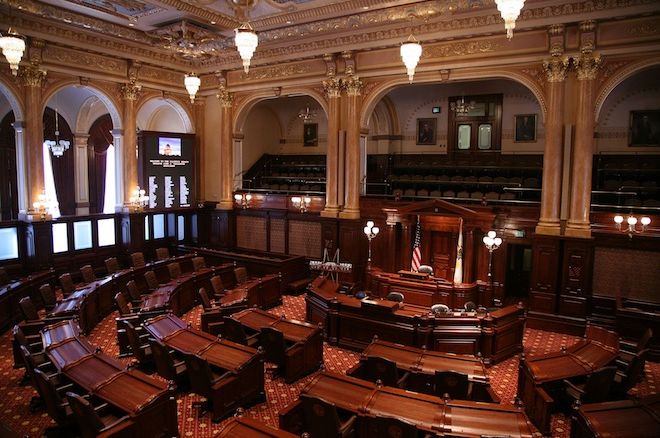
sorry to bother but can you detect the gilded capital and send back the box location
[575,53,602,81]
[20,65,46,87]
[323,77,342,98]
[216,87,233,107]
[542,57,570,83]
[344,76,363,97]
[120,82,141,101]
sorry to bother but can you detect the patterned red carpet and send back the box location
[1,294,658,437]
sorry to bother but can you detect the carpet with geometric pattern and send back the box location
[0,294,657,437]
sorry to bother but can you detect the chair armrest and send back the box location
[339,414,357,437]
[397,371,410,388]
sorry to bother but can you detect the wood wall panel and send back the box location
[270,217,286,254]
[236,215,267,251]
[593,247,660,303]
[288,220,322,258]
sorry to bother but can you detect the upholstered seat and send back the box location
[385,292,404,303]
[435,371,470,400]
[155,247,170,261]
[104,257,120,274]
[80,264,96,284]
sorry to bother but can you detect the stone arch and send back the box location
[0,77,24,121]
[136,94,194,133]
[360,72,546,130]
[595,57,660,122]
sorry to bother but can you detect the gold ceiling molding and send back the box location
[422,40,504,59]
[627,21,659,37]
[238,63,313,81]
[154,0,239,30]
[521,66,548,95]
[139,66,184,85]
[43,46,126,75]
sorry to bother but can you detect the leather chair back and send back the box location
[105,257,120,274]
[59,273,75,297]
[131,252,146,268]
[19,296,39,321]
[80,265,96,284]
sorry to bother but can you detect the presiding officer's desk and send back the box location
[306,276,524,365]
[41,320,179,437]
[230,308,323,382]
[280,371,534,438]
[349,338,498,402]
[517,324,619,435]
[213,417,298,438]
[570,394,660,438]
[143,313,265,420]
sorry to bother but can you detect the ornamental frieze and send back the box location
[422,40,504,60]
[239,63,313,81]
[43,46,125,74]
[139,66,183,85]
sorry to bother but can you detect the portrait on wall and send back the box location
[514,114,537,142]
[303,123,318,147]
[416,118,437,145]
[630,110,660,147]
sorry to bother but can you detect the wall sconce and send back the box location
[291,196,311,213]
[482,230,502,280]
[234,193,252,209]
[32,192,57,220]
[129,186,149,211]
[363,220,380,267]
[614,214,651,238]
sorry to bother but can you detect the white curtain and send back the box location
[42,142,61,218]
[102,144,116,213]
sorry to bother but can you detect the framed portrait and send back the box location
[416,118,437,145]
[629,110,660,147]
[514,114,537,142]
[303,123,318,147]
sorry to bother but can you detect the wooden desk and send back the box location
[40,320,178,437]
[280,371,534,438]
[214,417,298,438]
[231,308,323,382]
[0,269,56,330]
[517,325,619,435]
[571,395,660,438]
[144,314,265,420]
[306,276,524,365]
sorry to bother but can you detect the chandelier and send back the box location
[32,191,57,220]
[44,103,70,158]
[614,214,651,238]
[184,73,201,103]
[235,22,258,73]
[298,106,316,124]
[400,34,422,83]
[450,96,476,115]
[495,0,526,39]
[0,28,25,76]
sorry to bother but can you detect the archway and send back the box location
[0,79,25,216]
[137,97,194,134]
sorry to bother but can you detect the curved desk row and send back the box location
[306,277,524,365]
[279,371,534,437]
[41,320,179,437]
[571,394,660,438]
[0,270,56,331]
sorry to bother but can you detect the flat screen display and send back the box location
[158,137,182,156]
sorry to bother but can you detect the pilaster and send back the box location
[321,77,342,218]
[338,75,362,220]
[218,87,234,210]
[20,64,47,210]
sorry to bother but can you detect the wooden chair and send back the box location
[221,316,259,347]
[131,252,146,268]
[149,339,187,385]
[114,292,135,317]
[365,415,429,438]
[59,273,75,298]
[210,275,226,298]
[13,326,47,380]
[435,371,470,400]
[618,328,653,372]
[104,257,120,274]
[181,352,231,422]
[363,356,409,388]
[39,284,59,311]
[613,349,649,396]
[19,296,40,322]
[80,265,96,284]
[192,256,206,272]
[259,326,290,377]
[300,393,356,438]
[0,266,9,285]
[564,366,617,406]
[198,287,219,311]
[431,304,450,315]
[123,321,152,368]
[33,368,74,428]
[385,292,404,303]
[66,392,132,438]
[125,280,143,306]
[155,247,170,261]
[144,270,160,290]
[167,262,182,280]
[234,266,248,285]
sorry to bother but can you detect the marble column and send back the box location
[73,134,90,215]
[12,121,28,214]
[566,52,601,238]
[217,89,234,210]
[194,98,206,203]
[21,65,46,210]
[536,56,569,235]
[321,78,342,218]
[339,76,362,219]
[120,83,140,206]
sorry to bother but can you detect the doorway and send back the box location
[504,243,532,306]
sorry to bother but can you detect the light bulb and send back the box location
[483,236,491,245]
[245,194,252,201]
[367,220,374,228]
[614,215,624,224]
[628,216,637,226]
[641,217,651,226]
[234,194,242,201]
[488,230,497,238]
[494,237,503,246]
[364,226,371,235]
[372,227,379,235]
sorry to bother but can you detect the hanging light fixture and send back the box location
[235,22,258,73]
[495,0,526,39]
[184,73,201,103]
[298,105,316,124]
[450,95,476,115]
[0,28,25,76]
[400,14,422,83]
[44,98,70,158]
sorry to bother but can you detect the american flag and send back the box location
[411,220,422,272]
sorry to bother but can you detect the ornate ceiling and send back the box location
[0,0,658,76]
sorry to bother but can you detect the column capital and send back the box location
[12,121,25,132]
[120,82,141,101]
[542,56,570,83]
[575,53,602,81]
[344,75,363,97]
[323,53,337,77]
[322,77,342,98]
[20,65,46,88]
[216,86,233,107]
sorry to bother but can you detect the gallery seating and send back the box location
[156,247,170,261]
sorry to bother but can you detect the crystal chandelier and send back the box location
[450,96,476,115]
[298,106,316,124]
[184,73,201,103]
[44,104,70,158]
[495,0,526,39]
[0,28,25,76]
[235,22,258,73]
[400,34,422,83]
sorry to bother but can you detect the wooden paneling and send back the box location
[592,246,660,303]
[529,235,560,314]
[236,214,267,251]
[288,219,322,258]
[269,217,286,253]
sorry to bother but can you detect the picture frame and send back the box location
[514,114,537,142]
[629,110,660,147]
[416,118,437,145]
[303,123,318,147]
